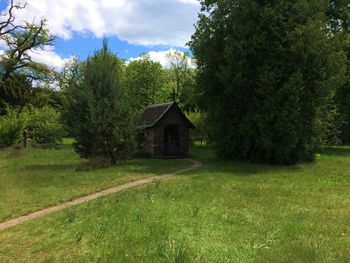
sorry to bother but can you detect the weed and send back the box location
[75,231,84,243]
[163,239,190,263]
[65,209,76,224]
[191,204,200,217]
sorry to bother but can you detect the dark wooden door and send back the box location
[164,125,179,156]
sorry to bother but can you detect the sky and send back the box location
[0,0,200,69]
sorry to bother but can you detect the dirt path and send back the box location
[0,159,202,232]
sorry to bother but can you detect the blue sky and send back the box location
[0,0,200,68]
[54,33,190,62]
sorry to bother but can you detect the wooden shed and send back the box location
[137,102,195,158]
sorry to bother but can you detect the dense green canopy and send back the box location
[190,0,347,164]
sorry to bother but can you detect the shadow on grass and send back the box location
[22,158,191,176]
[320,146,350,157]
[189,145,324,177]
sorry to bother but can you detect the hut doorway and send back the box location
[164,125,179,156]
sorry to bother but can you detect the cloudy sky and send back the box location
[0,0,200,69]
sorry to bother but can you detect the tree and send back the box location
[0,0,55,110]
[326,0,350,34]
[166,51,191,102]
[335,43,350,144]
[125,55,168,111]
[190,0,346,164]
[326,1,350,144]
[67,40,134,164]
[178,68,200,112]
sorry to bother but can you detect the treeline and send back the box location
[2,0,350,165]
[0,1,202,163]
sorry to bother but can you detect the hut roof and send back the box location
[137,101,195,129]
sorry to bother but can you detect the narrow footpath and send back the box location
[0,159,202,231]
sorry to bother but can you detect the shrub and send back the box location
[0,105,65,147]
[0,107,25,146]
[22,106,66,144]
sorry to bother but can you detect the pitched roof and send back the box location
[137,101,195,128]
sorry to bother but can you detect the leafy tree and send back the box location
[57,58,83,134]
[0,0,55,110]
[0,105,65,147]
[190,0,346,164]
[166,51,191,102]
[178,68,200,112]
[67,40,135,164]
[326,0,350,34]
[187,111,210,145]
[0,106,25,146]
[22,105,66,144]
[125,55,168,111]
[336,46,350,144]
[326,1,350,144]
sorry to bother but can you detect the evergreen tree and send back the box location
[190,0,346,164]
[67,40,134,164]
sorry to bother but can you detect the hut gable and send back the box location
[138,102,194,158]
[137,102,194,129]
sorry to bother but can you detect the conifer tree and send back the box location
[68,40,134,164]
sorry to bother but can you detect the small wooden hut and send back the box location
[137,102,195,158]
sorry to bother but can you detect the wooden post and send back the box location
[23,129,28,148]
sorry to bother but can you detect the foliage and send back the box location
[67,40,135,163]
[319,102,344,145]
[326,2,350,144]
[0,107,25,146]
[22,106,66,144]
[58,58,83,134]
[178,69,200,112]
[165,51,191,102]
[0,105,65,146]
[125,55,169,111]
[0,1,55,111]
[190,0,347,164]
[326,0,350,34]
[187,111,209,144]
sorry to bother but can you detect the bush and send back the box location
[0,107,25,146]
[0,105,65,147]
[22,106,66,144]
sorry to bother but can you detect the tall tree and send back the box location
[166,51,191,102]
[125,55,167,111]
[326,0,350,144]
[0,0,55,110]
[67,40,134,164]
[190,0,346,164]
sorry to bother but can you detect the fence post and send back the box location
[23,129,28,148]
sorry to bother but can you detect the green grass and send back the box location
[1,145,350,262]
[0,141,190,222]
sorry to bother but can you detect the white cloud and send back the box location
[11,0,200,47]
[0,41,71,70]
[28,46,75,70]
[129,48,196,68]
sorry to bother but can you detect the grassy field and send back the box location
[1,145,350,262]
[0,139,190,222]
